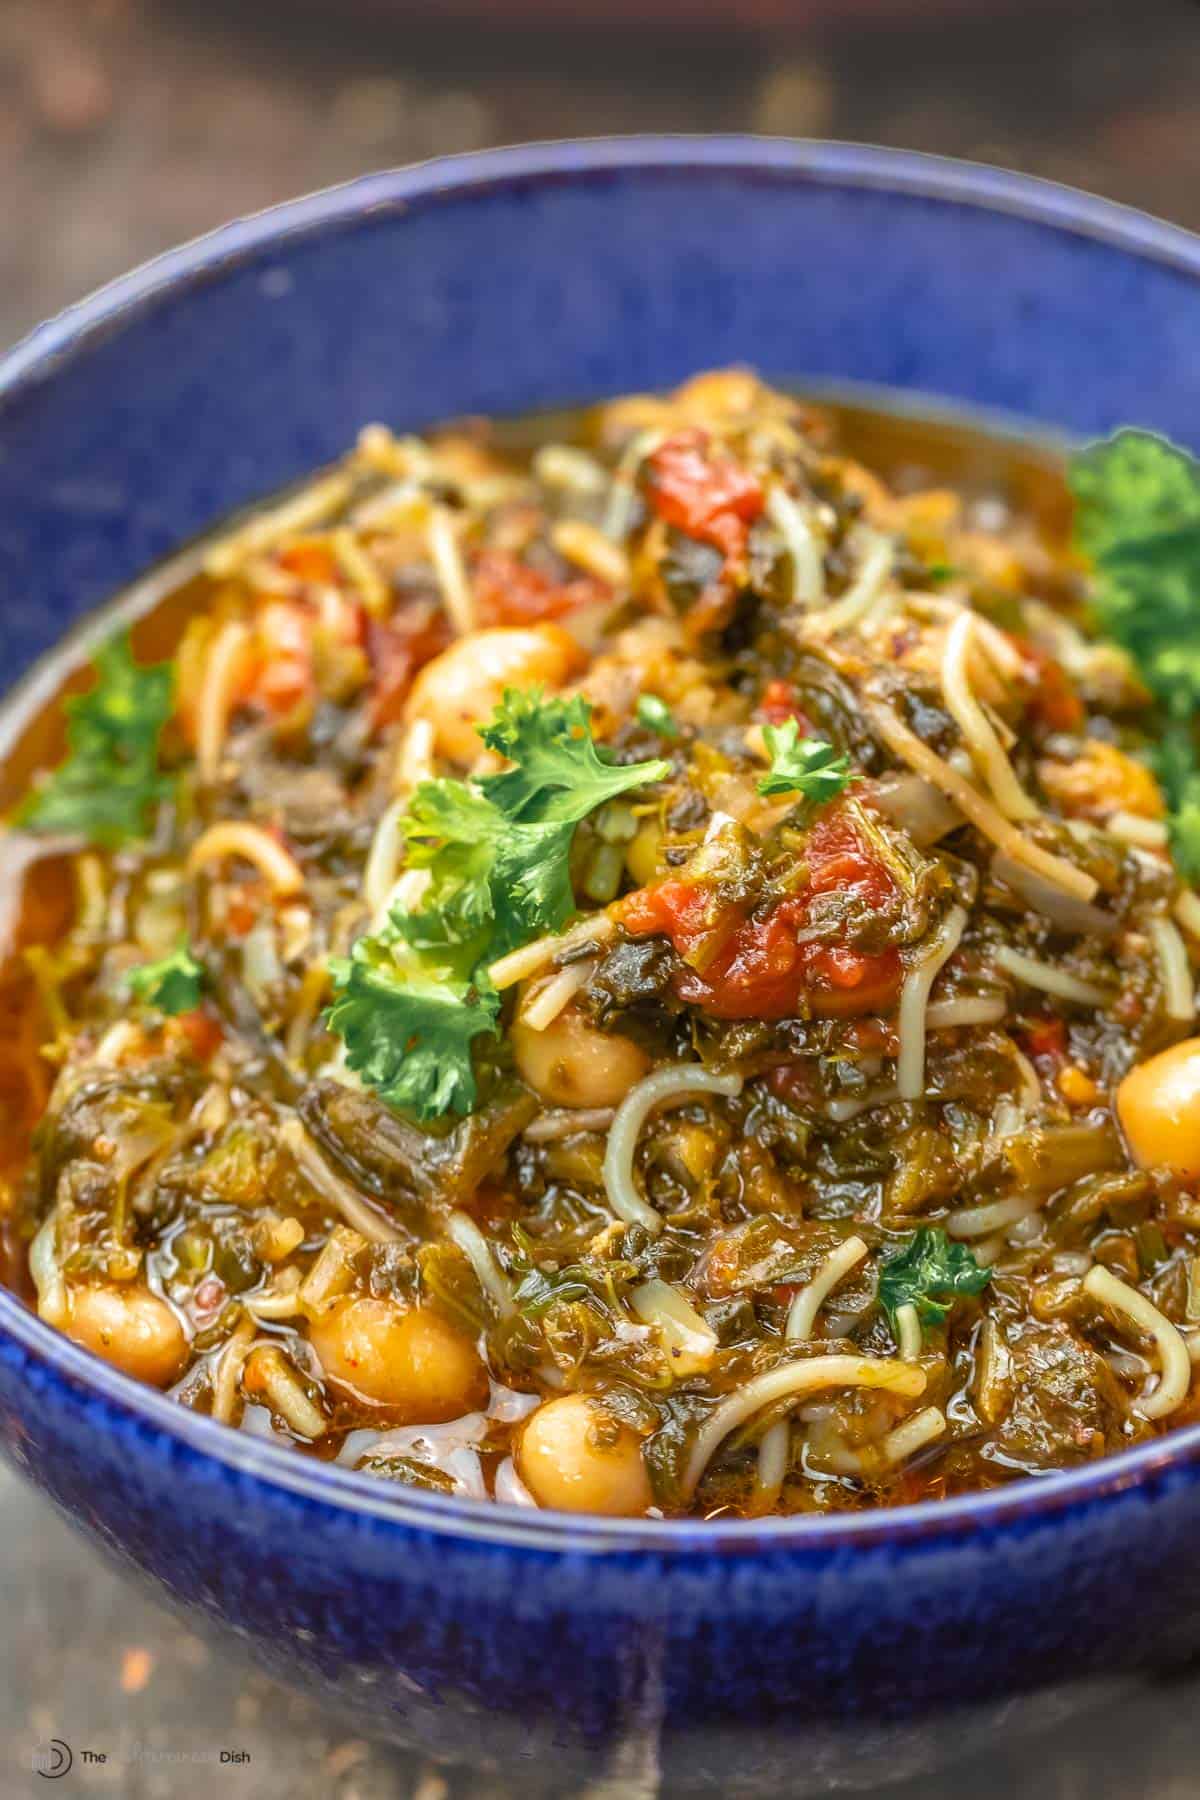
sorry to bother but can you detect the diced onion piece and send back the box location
[211,1315,257,1424]
[395,717,436,795]
[551,518,629,588]
[298,1225,365,1314]
[896,906,968,1100]
[533,444,609,496]
[681,1355,925,1500]
[805,532,893,635]
[991,945,1110,1009]
[866,698,1098,902]
[520,960,597,1032]
[281,1117,403,1245]
[426,505,475,635]
[765,485,823,605]
[879,1405,946,1466]
[894,1302,923,1363]
[1109,810,1169,850]
[188,822,305,897]
[29,1214,67,1328]
[445,1210,515,1321]
[630,1279,718,1376]
[784,1236,868,1342]
[869,772,962,847]
[364,799,407,918]
[946,1192,1046,1240]
[603,1066,743,1237]
[754,1418,790,1507]
[332,527,389,618]
[523,1106,617,1143]
[196,620,252,784]
[244,1344,328,1440]
[1174,890,1200,940]
[990,851,1117,937]
[1148,915,1196,1022]
[1082,1265,1192,1420]
[941,611,1037,821]
[602,427,664,540]
[488,914,616,991]
[926,995,1007,1028]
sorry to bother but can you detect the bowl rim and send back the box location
[5,133,1200,1555]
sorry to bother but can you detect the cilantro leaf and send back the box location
[1070,430,1200,878]
[636,694,680,739]
[878,1227,991,1332]
[400,781,578,955]
[129,943,205,1015]
[21,632,175,846]
[756,719,852,807]
[402,781,506,940]
[477,688,671,824]
[328,688,670,1122]
[326,926,501,1122]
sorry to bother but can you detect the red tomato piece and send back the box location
[621,807,902,1021]
[472,549,609,628]
[758,679,814,731]
[366,605,453,728]
[176,1008,223,1062]
[644,429,764,564]
[1022,1016,1068,1062]
[1013,636,1085,733]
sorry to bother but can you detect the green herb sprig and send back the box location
[327,689,670,1122]
[21,631,175,846]
[878,1227,991,1335]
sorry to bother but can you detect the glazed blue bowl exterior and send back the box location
[3,140,1200,1789]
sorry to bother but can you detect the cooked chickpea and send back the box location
[512,1001,650,1108]
[66,1283,188,1388]
[1117,1037,1200,1180]
[308,1297,487,1419]
[406,625,581,764]
[517,1394,652,1516]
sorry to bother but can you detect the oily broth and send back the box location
[0,390,1074,1437]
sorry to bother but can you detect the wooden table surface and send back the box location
[3,1,1200,1793]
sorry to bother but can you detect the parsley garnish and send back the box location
[21,631,174,846]
[636,694,680,739]
[129,943,206,1015]
[756,718,852,809]
[1070,429,1200,877]
[878,1227,991,1333]
[327,690,670,1122]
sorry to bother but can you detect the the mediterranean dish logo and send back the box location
[31,1739,251,1775]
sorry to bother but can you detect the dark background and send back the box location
[4,1,1200,1794]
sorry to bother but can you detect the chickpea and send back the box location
[308,1297,487,1419]
[1117,1038,1200,1180]
[66,1283,188,1389]
[512,1001,649,1108]
[517,1394,652,1516]
[406,625,581,764]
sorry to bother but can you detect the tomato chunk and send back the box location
[644,429,764,564]
[367,605,453,728]
[1013,637,1085,734]
[620,808,902,1020]
[472,549,609,628]
[757,679,814,731]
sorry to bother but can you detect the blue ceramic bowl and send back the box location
[3,139,1200,1792]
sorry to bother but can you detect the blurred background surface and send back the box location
[3,0,1200,1794]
